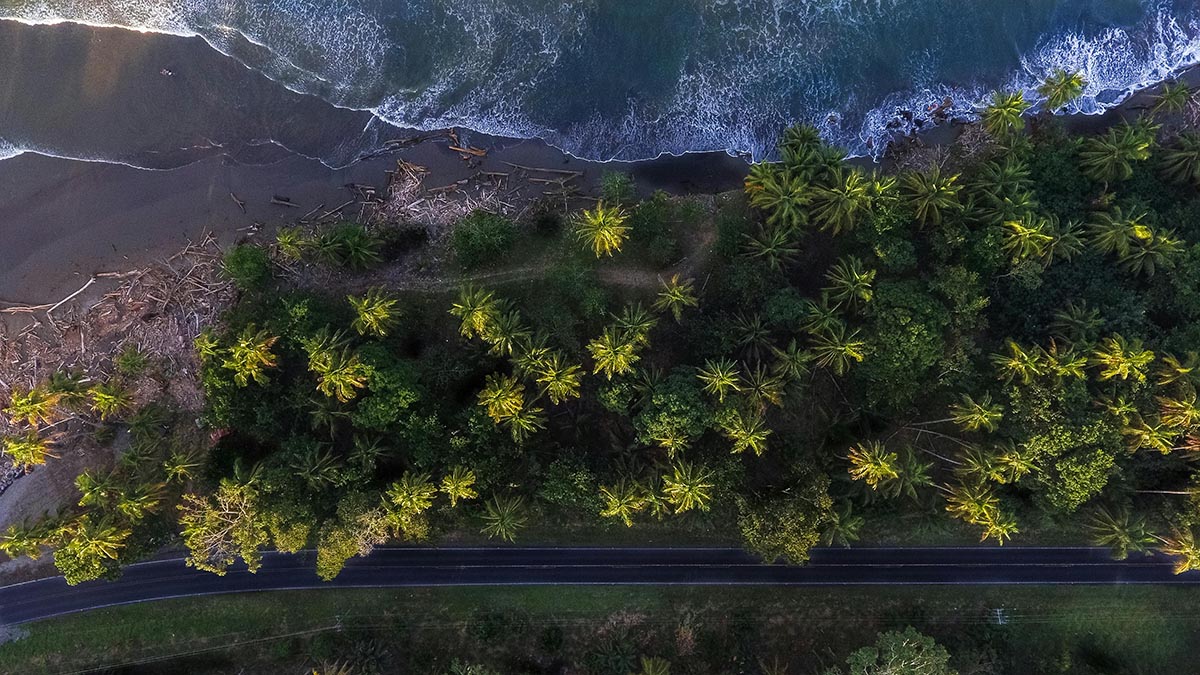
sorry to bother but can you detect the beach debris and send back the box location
[449,145,488,159]
[229,192,246,214]
[299,203,326,222]
[270,195,299,208]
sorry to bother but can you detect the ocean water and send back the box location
[0,0,1198,168]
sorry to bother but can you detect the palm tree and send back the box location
[440,467,478,507]
[720,409,772,455]
[312,348,371,403]
[800,295,843,335]
[635,656,672,675]
[1157,528,1200,574]
[990,339,1044,384]
[743,363,785,408]
[847,441,899,489]
[1000,215,1056,264]
[1037,69,1087,111]
[275,226,311,259]
[75,469,118,507]
[881,448,934,501]
[613,303,658,345]
[821,502,865,547]
[1087,506,1154,560]
[661,461,715,514]
[823,256,876,309]
[535,352,583,405]
[449,285,499,339]
[1080,122,1156,183]
[810,166,872,234]
[746,167,809,228]
[117,482,165,521]
[480,495,527,542]
[477,373,525,422]
[955,445,1006,484]
[513,333,552,377]
[901,167,961,227]
[1122,228,1182,277]
[482,307,531,357]
[575,202,630,257]
[1087,206,1150,257]
[599,478,647,527]
[1121,415,1176,454]
[652,275,699,322]
[1158,392,1200,430]
[1041,340,1088,381]
[1091,334,1155,382]
[943,481,1003,530]
[734,312,772,363]
[0,521,52,560]
[348,288,400,337]
[4,386,61,427]
[743,224,800,272]
[949,393,1003,433]
[1159,132,1200,186]
[2,431,57,470]
[222,325,279,387]
[770,339,812,383]
[89,382,132,421]
[1050,302,1104,343]
[1151,81,1193,116]
[981,90,1031,138]
[587,326,640,379]
[62,515,129,562]
[1157,352,1199,386]
[504,404,546,443]
[162,450,201,484]
[810,324,867,375]
[387,472,438,516]
[696,358,743,403]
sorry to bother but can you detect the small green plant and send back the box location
[275,226,312,259]
[222,244,272,290]
[89,382,133,421]
[115,345,150,377]
[452,211,517,269]
[315,223,382,270]
[600,171,636,204]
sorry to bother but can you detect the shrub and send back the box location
[452,211,517,269]
[314,223,382,270]
[600,171,637,204]
[222,244,271,291]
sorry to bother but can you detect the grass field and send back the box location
[3,583,1197,674]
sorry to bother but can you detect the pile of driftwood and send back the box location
[0,232,234,413]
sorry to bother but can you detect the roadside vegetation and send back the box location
[3,584,1194,674]
[4,75,1200,585]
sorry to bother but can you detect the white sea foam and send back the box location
[0,0,1197,165]
[0,138,24,161]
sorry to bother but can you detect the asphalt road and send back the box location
[2,546,1197,625]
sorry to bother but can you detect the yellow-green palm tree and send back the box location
[386,472,438,516]
[847,441,899,489]
[901,167,961,227]
[661,461,715,514]
[312,348,371,403]
[504,404,546,443]
[477,373,525,422]
[440,466,478,507]
[89,382,132,421]
[720,410,772,455]
[534,352,584,405]
[482,306,531,357]
[810,324,867,375]
[587,326,640,379]
[599,478,647,527]
[949,393,1004,433]
[652,274,699,322]
[1087,506,1155,561]
[2,431,57,470]
[981,90,1031,138]
[1091,334,1154,382]
[810,166,872,234]
[4,386,61,427]
[1160,132,1200,186]
[696,358,743,402]
[1157,528,1200,574]
[823,256,876,309]
[222,325,279,387]
[1151,81,1192,116]
[575,202,630,257]
[349,287,400,337]
[449,285,500,339]
[1037,69,1087,111]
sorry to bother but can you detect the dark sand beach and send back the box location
[0,18,1195,308]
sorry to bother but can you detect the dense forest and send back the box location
[5,76,1200,586]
